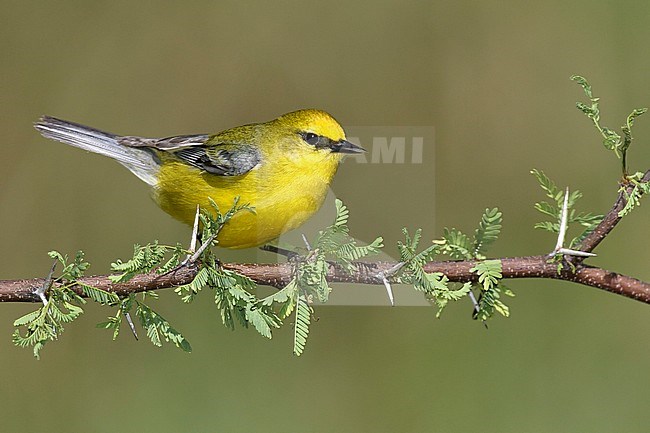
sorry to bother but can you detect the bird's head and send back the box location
[271,109,365,159]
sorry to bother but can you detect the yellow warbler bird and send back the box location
[35,109,363,248]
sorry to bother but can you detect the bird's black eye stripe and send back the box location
[299,131,331,148]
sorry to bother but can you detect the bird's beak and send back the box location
[332,139,365,154]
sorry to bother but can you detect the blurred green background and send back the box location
[2,1,650,432]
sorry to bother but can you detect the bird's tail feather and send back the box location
[34,116,159,186]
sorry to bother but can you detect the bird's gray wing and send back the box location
[172,144,261,176]
[119,134,261,176]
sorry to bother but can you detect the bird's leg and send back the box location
[259,243,300,260]
[260,233,313,259]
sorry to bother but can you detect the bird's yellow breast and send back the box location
[153,150,341,248]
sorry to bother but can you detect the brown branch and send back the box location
[2,255,650,304]
[573,169,650,257]
[0,265,199,303]
[1,170,648,304]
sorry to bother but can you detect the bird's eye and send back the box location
[302,132,321,146]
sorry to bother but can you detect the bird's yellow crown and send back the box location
[273,109,347,142]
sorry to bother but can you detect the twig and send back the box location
[573,169,650,257]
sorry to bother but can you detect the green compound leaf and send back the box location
[530,169,562,203]
[293,295,312,357]
[334,199,350,227]
[398,207,504,319]
[398,228,441,265]
[96,315,122,341]
[473,208,503,258]
[135,300,191,353]
[621,108,648,155]
[174,267,210,303]
[297,257,331,303]
[110,241,169,283]
[13,251,94,359]
[618,176,650,217]
[245,306,280,339]
[441,228,473,260]
[13,309,43,327]
[48,250,90,281]
[572,75,647,174]
[48,301,83,323]
[261,280,299,320]
[570,75,593,98]
[471,260,502,291]
[13,302,61,360]
[157,244,185,274]
[78,283,119,305]
[470,260,512,321]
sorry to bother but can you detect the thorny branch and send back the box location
[1,170,649,304]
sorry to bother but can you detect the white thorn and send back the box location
[375,262,405,307]
[381,277,395,307]
[468,290,480,313]
[547,188,596,260]
[178,205,203,267]
[557,248,597,257]
[35,260,57,306]
[301,233,312,251]
[189,204,200,254]
[188,233,217,264]
[468,290,487,328]
[37,292,48,307]
[124,311,138,340]
[554,187,570,252]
